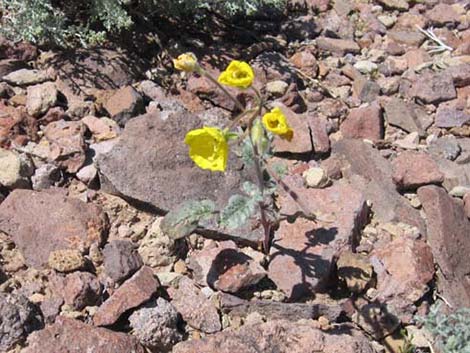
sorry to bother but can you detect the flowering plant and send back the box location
[164,52,298,253]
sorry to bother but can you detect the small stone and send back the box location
[266,80,289,98]
[39,296,63,324]
[340,102,383,142]
[31,163,61,190]
[449,186,470,198]
[316,37,361,55]
[48,249,86,272]
[0,293,43,351]
[303,167,329,188]
[103,239,143,283]
[377,0,408,10]
[352,77,380,103]
[289,50,318,77]
[354,61,378,74]
[337,252,373,294]
[103,86,144,126]
[411,72,457,104]
[0,148,31,189]
[377,15,397,28]
[2,69,50,86]
[435,105,470,128]
[76,164,97,185]
[392,151,444,189]
[93,266,159,326]
[426,4,460,26]
[62,271,101,310]
[384,98,432,136]
[129,297,182,351]
[428,135,461,161]
[26,82,59,117]
[82,115,120,141]
[169,277,221,333]
[393,132,420,150]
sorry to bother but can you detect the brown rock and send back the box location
[48,249,86,272]
[289,50,318,77]
[392,151,444,189]
[418,185,470,308]
[308,114,330,154]
[445,63,470,88]
[377,0,408,10]
[371,237,434,322]
[103,239,143,283]
[403,49,431,69]
[173,320,377,353]
[0,189,108,269]
[169,277,221,333]
[82,116,120,141]
[411,72,457,104]
[337,251,373,294]
[93,266,159,326]
[435,105,470,128]
[352,77,380,103]
[332,139,425,232]
[388,30,425,48]
[270,179,368,299]
[188,241,266,293]
[316,37,360,55]
[21,316,145,353]
[62,271,101,310]
[103,86,144,126]
[426,4,460,26]
[340,102,383,142]
[43,120,86,173]
[26,82,59,117]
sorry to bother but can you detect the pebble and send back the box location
[303,167,330,188]
[48,249,86,273]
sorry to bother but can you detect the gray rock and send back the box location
[129,297,182,351]
[0,148,32,189]
[0,293,43,351]
[384,98,432,136]
[428,135,461,161]
[62,272,102,310]
[103,239,143,283]
[2,68,51,86]
[435,105,470,128]
[31,163,61,190]
[411,72,457,104]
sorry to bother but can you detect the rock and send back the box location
[26,82,60,117]
[62,272,101,310]
[0,189,108,268]
[82,116,120,141]
[187,241,266,293]
[388,30,425,48]
[392,151,444,189]
[282,15,321,41]
[337,251,373,294]
[128,298,182,351]
[309,114,330,154]
[340,102,383,142]
[289,50,318,77]
[0,293,43,351]
[103,239,143,283]
[377,0,408,10]
[383,98,432,136]
[31,163,61,190]
[426,4,460,26]
[138,218,177,269]
[270,179,368,299]
[251,52,302,86]
[48,249,86,272]
[378,76,400,95]
[411,72,457,104]
[302,167,329,188]
[219,292,342,322]
[103,86,144,126]
[97,109,262,244]
[0,148,32,188]
[316,37,361,55]
[173,320,377,353]
[2,69,51,86]
[332,139,425,232]
[354,61,378,74]
[370,237,434,322]
[265,80,289,98]
[404,49,431,69]
[42,120,86,173]
[428,135,461,161]
[418,185,470,308]
[445,64,470,88]
[169,277,221,333]
[393,131,420,150]
[271,104,313,154]
[21,316,145,353]
[39,296,63,324]
[352,77,381,103]
[93,266,159,326]
[435,105,470,128]
[449,185,470,198]
[66,100,95,119]
[76,164,98,185]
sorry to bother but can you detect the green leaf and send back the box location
[240,137,255,166]
[219,194,258,229]
[161,199,216,239]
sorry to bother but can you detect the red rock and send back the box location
[445,63,470,88]
[403,49,431,69]
[352,77,380,103]
[383,97,432,135]
[321,156,343,180]
[188,241,266,293]
[316,37,360,55]
[270,179,368,299]
[464,192,470,218]
[426,4,460,26]
[418,185,470,308]
[371,237,435,322]
[435,105,470,128]
[289,50,318,77]
[340,102,383,142]
[62,272,101,310]
[0,189,108,269]
[22,316,145,353]
[173,320,376,353]
[93,266,159,326]
[168,277,221,333]
[388,30,425,48]
[392,151,444,189]
[308,114,330,154]
[103,86,144,126]
[103,239,143,283]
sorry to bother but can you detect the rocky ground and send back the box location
[1,1,470,352]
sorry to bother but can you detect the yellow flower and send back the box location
[262,107,294,141]
[173,52,198,72]
[218,60,254,89]
[185,127,228,172]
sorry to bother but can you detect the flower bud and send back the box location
[173,52,198,72]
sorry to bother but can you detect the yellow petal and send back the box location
[217,60,254,89]
[173,52,198,72]
[185,127,228,172]
[262,107,293,138]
